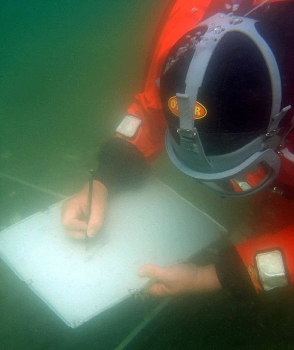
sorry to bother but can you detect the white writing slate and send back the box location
[0,178,225,328]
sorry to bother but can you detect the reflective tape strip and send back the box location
[116,115,142,139]
[255,249,289,291]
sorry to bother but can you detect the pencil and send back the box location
[85,169,94,248]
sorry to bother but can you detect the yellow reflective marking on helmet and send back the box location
[168,96,207,119]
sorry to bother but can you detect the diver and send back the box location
[62,0,294,298]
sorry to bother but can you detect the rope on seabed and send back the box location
[114,298,172,350]
[0,172,67,200]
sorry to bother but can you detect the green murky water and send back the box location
[0,1,293,349]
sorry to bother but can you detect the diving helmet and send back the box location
[160,11,293,196]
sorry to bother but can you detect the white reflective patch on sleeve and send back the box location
[116,115,142,138]
[255,250,288,291]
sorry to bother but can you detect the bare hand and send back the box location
[138,263,221,297]
[61,180,108,239]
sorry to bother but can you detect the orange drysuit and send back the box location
[116,0,294,294]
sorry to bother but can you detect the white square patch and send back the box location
[116,115,142,138]
[255,250,288,291]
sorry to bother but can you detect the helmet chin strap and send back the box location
[176,93,211,168]
[267,105,292,139]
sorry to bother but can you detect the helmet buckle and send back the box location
[177,128,198,152]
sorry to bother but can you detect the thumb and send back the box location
[138,264,165,279]
[87,211,104,237]
[138,264,171,297]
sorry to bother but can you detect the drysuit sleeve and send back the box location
[114,0,211,162]
[93,137,150,192]
[215,225,294,296]
[93,0,211,189]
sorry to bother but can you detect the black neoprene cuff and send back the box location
[215,244,257,298]
[93,137,150,192]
